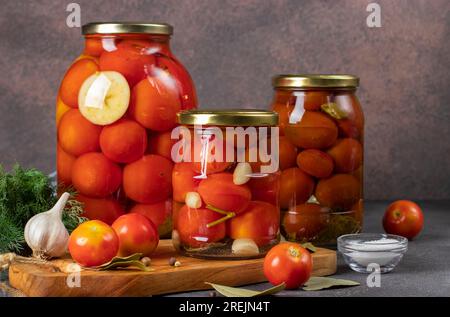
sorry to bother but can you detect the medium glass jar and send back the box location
[271,75,364,246]
[171,110,280,259]
[56,22,197,237]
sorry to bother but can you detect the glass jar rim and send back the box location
[177,109,279,126]
[82,22,173,35]
[272,74,359,89]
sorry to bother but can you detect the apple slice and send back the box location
[78,71,130,125]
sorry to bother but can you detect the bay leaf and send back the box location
[321,103,348,120]
[300,242,317,253]
[91,253,154,271]
[205,282,285,297]
[99,260,154,272]
[95,253,143,269]
[303,277,359,291]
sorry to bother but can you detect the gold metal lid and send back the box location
[82,22,173,35]
[177,109,279,126]
[272,74,359,89]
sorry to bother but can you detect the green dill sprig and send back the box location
[0,164,86,254]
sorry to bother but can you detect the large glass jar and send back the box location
[56,22,197,237]
[271,75,364,246]
[171,110,280,258]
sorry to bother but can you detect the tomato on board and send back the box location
[263,242,313,289]
[383,200,424,239]
[68,220,119,267]
[112,213,159,257]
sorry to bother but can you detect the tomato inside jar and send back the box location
[172,110,281,258]
[271,74,364,246]
[56,22,197,237]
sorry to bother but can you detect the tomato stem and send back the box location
[288,246,300,258]
[206,204,236,228]
[206,212,236,228]
[206,204,229,215]
[393,209,402,219]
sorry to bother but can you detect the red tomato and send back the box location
[263,242,313,289]
[76,195,125,225]
[112,213,159,257]
[129,200,171,228]
[155,55,198,110]
[176,206,226,248]
[383,200,424,239]
[68,220,119,267]
[99,40,155,87]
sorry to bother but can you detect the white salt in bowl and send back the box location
[337,233,408,273]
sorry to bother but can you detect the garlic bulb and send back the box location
[24,192,70,259]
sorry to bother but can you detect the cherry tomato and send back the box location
[59,59,99,108]
[272,102,293,136]
[68,220,119,267]
[123,154,173,204]
[279,136,298,170]
[383,200,424,239]
[99,40,155,87]
[282,204,329,241]
[155,55,198,110]
[228,201,280,247]
[84,37,105,57]
[129,77,181,131]
[112,213,159,257]
[176,206,226,248]
[56,144,75,186]
[76,195,125,225]
[197,173,251,214]
[71,153,122,198]
[263,242,313,289]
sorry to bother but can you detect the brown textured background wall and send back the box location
[0,0,449,200]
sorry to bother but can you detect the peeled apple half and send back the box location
[78,71,130,125]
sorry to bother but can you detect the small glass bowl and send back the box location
[337,233,408,273]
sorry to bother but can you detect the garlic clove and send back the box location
[233,162,252,185]
[185,191,202,209]
[24,192,71,259]
[231,238,259,256]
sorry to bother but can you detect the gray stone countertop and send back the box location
[1,201,449,297]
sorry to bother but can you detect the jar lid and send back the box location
[272,74,359,89]
[177,109,279,126]
[82,22,173,35]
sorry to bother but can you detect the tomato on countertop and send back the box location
[263,242,313,289]
[383,200,424,239]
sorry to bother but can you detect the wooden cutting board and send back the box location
[8,240,336,297]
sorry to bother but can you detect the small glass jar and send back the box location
[56,22,197,237]
[172,110,280,259]
[271,75,364,246]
